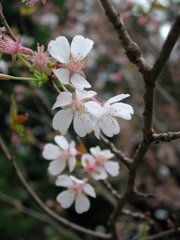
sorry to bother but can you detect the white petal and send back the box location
[56,190,75,208]
[48,36,70,63]
[75,89,97,101]
[71,35,94,60]
[105,94,130,105]
[54,135,69,150]
[73,112,93,137]
[52,109,73,135]
[55,175,73,187]
[111,103,134,120]
[90,146,101,157]
[92,119,101,139]
[48,159,66,176]
[71,73,91,90]
[53,68,70,85]
[75,193,90,213]
[84,101,104,119]
[93,166,108,180]
[83,183,96,198]
[42,143,60,160]
[52,92,72,110]
[104,161,120,177]
[101,115,120,137]
[68,157,76,172]
[81,154,95,167]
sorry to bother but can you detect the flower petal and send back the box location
[81,154,95,167]
[71,73,91,90]
[83,183,96,198]
[55,175,73,187]
[75,193,90,213]
[73,112,93,137]
[85,101,104,119]
[75,89,97,101]
[53,68,70,85]
[71,35,94,60]
[93,166,108,180]
[52,109,73,135]
[104,161,120,176]
[105,94,130,106]
[56,190,75,208]
[42,143,60,160]
[48,36,70,63]
[111,103,134,120]
[101,115,120,137]
[54,135,69,150]
[52,92,72,110]
[48,159,66,175]
[68,157,76,172]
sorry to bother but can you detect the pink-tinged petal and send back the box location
[42,143,60,160]
[105,94,130,106]
[54,135,69,150]
[55,175,73,187]
[75,193,90,213]
[71,35,94,60]
[53,68,70,85]
[52,92,72,110]
[101,115,120,137]
[81,154,95,167]
[111,103,134,120]
[71,73,91,90]
[83,183,96,198]
[85,101,104,119]
[104,161,120,177]
[68,157,76,172]
[90,146,101,157]
[73,112,93,137]
[48,36,70,63]
[75,89,97,101]
[52,109,73,135]
[56,190,75,208]
[69,142,77,156]
[48,159,66,176]
[93,166,108,180]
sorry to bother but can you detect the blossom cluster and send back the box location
[42,135,120,213]
[48,35,134,138]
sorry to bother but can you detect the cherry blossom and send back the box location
[52,89,96,137]
[85,94,134,138]
[90,146,119,177]
[32,44,49,74]
[56,175,96,214]
[81,153,108,180]
[42,135,77,176]
[48,35,93,90]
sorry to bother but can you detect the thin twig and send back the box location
[0,135,112,239]
[140,227,180,240]
[0,191,82,240]
[153,131,180,143]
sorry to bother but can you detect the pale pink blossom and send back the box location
[85,94,134,138]
[52,89,96,137]
[90,146,119,177]
[56,175,96,213]
[32,45,49,74]
[48,35,93,90]
[42,136,77,176]
[0,35,33,56]
[81,153,108,180]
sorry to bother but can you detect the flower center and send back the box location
[61,149,71,160]
[68,57,87,73]
[70,181,83,194]
[72,98,84,112]
[96,155,106,165]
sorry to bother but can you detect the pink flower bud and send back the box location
[0,73,11,80]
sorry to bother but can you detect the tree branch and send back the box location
[0,135,112,239]
[99,0,151,74]
[153,131,180,143]
[141,227,180,240]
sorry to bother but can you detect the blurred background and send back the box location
[0,0,180,239]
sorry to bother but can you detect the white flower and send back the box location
[85,94,134,138]
[81,153,108,180]
[52,89,96,137]
[56,175,96,214]
[42,136,77,176]
[90,146,119,177]
[48,35,93,90]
